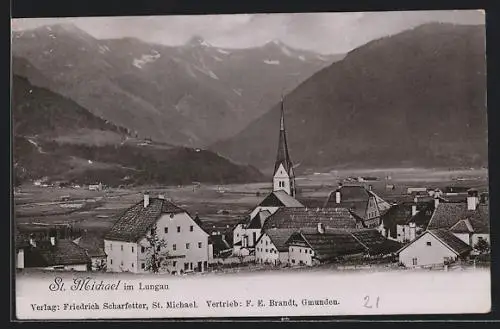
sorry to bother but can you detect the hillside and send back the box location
[12,25,341,146]
[212,23,488,173]
[12,74,265,185]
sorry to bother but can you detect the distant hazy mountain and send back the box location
[12,74,264,186]
[212,23,487,172]
[12,24,341,146]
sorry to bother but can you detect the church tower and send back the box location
[273,97,296,197]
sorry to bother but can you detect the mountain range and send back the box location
[212,23,488,173]
[12,24,341,147]
[12,74,264,186]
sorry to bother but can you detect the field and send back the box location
[13,167,489,237]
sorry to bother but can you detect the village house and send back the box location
[397,229,472,268]
[16,233,90,271]
[381,196,435,243]
[286,224,367,266]
[104,192,209,274]
[323,184,392,228]
[426,189,489,254]
[255,228,296,265]
[73,232,107,271]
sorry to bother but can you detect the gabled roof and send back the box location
[397,229,472,256]
[209,235,231,252]
[262,207,358,231]
[257,228,297,252]
[258,190,304,208]
[287,229,366,261]
[427,203,489,233]
[105,197,187,242]
[350,229,403,255]
[247,210,272,229]
[449,219,474,233]
[74,233,107,258]
[323,185,391,219]
[24,239,90,267]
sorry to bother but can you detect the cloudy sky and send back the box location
[12,10,484,54]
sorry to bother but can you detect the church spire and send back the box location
[273,96,296,196]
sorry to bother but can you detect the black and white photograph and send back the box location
[11,9,490,319]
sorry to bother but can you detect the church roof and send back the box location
[262,207,358,230]
[274,99,293,175]
[258,190,304,208]
[247,210,272,229]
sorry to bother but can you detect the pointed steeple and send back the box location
[274,96,293,175]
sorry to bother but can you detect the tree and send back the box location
[94,259,107,272]
[473,238,490,255]
[144,226,170,273]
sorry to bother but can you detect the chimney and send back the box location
[29,234,36,248]
[335,191,341,204]
[368,185,373,191]
[411,197,418,216]
[144,192,150,208]
[317,222,325,234]
[467,189,479,211]
[50,236,56,246]
[434,196,440,209]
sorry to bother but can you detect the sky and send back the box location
[11,10,485,54]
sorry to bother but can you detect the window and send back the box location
[110,244,113,250]
[265,241,268,246]
[164,227,168,234]
[141,246,145,253]
[173,261,177,267]
[131,246,134,253]
[190,226,194,232]
[198,242,202,248]
[299,249,302,253]
[186,243,190,249]
[291,247,294,252]
[426,241,432,246]
[121,245,123,251]
[141,263,145,269]
[177,226,181,233]
[265,249,268,252]
[173,244,177,251]
[157,245,161,252]
[236,233,239,237]
[309,250,312,254]
[412,258,418,266]
[131,263,134,268]
[121,261,124,266]
[110,259,113,265]
[291,259,295,264]
[184,263,189,270]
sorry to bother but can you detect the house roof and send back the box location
[397,229,472,256]
[208,235,231,252]
[350,229,403,255]
[323,185,391,219]
[247,210,272,229]
[104,197,187,242]
[74,233,107,258]
[258,190,304,208]
[427,203,489,233]
[257,228,296,252]
[287,229,366,261]
[24,239,90,267]
[262,207,358,231]
[449,219,474,233]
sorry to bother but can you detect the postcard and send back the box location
[11,9,490,320]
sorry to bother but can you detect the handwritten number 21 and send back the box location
[363,296,380,308]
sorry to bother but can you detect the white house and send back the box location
[255,228,295,265]
[104,192,209,274]
[397,229,472,268]
[426,189,489,254]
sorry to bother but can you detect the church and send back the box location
[231,98,401,263]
